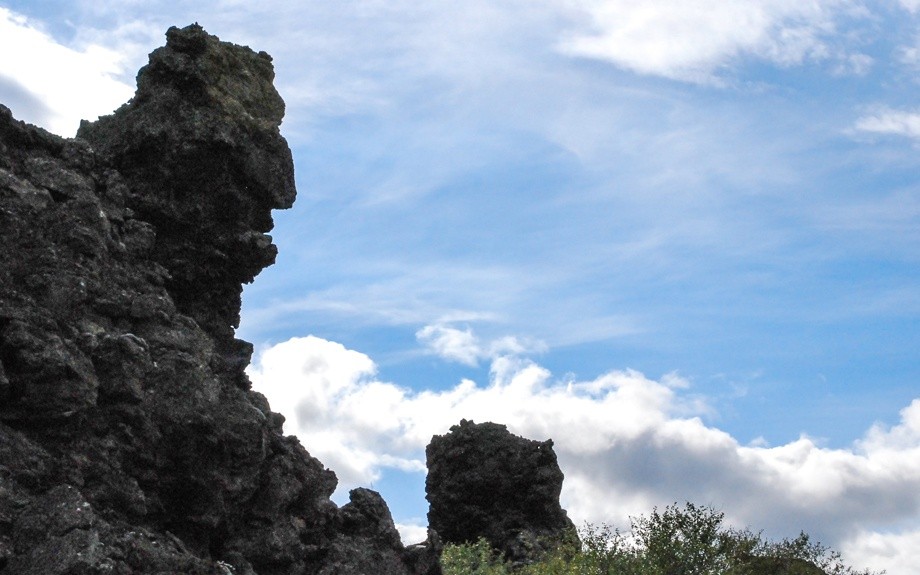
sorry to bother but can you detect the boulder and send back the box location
[426,420,577,566]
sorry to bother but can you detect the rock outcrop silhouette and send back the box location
[426,420,577,567]
[0,24,437,575]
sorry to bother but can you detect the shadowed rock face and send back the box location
[0,24,437,575]
[426,420,577,566]
[77,24,297,388]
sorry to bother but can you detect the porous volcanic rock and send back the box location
[0,24,437,575]
[426,420,577,566]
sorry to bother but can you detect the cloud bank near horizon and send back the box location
[248,333,920,575]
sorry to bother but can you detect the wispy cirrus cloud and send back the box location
[416,324,483,366]
[416,323,546,366]
[558,0,867,84]
[855,107,920,140]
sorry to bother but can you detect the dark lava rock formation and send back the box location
[426,420,577,566]
[0,24,436,575]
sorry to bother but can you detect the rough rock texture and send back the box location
[0,24,437,575]
[426,420,577,566]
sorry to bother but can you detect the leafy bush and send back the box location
[442,537,510,575]
[631,502,736,575]
[750,531,877,575]
[440,502,882,575]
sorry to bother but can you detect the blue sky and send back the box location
[2,2,919,573]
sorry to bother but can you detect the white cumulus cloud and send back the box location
[416,324,483,366]
[854,107,920,140]
[247,336,425,489]
[415,322,547,366]
[0,7,138,136]
[842,527,920,575]
[559,0,858,83]
[248,334,920,575]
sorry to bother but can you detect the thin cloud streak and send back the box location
[855,107,920,140]
[558,0,866,83]
[416,323,548,367]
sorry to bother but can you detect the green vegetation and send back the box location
[441,502,881,575]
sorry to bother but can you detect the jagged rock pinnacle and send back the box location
[78,24,297,388]
[0,24,437,575]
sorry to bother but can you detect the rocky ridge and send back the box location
[0,24,437,575]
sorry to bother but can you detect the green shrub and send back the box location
[631,502,734,575]
[749,532,878,575]
[440,502,882,575]
[442,537,511,575]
